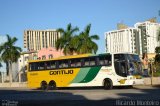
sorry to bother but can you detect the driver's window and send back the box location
[114,61,127,77]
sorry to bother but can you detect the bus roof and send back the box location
[28,53,111,63]
[108,52,138,55]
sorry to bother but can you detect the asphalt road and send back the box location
[0,86,160,106]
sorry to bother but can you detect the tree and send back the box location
[0,58,2,78]
[56,23,79,55]
[0,58,2,68]
[157,28,160,42]
[72,24,99,54]
[0,35,22,83]
[155,47,160,54]
[155,29,160,62]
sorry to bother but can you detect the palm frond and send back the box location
[84,24,91,35]
[67,23,72,32]
[90,35,100,40]
[70,27,79,35]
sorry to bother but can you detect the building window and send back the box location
[42,55,46,60]
[25,56,29,61]
[49,54,53,59]
[33,55,37,60]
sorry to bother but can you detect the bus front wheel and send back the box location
[103,79,113,90]
[40,81,47,90]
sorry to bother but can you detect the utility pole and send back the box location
[149,58,154,85]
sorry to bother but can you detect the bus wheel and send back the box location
[103,79,113,90]
[48,80,56,90]
[41,81,47,90]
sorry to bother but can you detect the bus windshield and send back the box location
[114,54,142,77]
[127,54,143,75]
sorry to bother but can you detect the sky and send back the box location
[0,0,160,71]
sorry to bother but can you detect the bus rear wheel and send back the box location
[104,79,113,90]
[48,80,56,90]
[40,81,47,90]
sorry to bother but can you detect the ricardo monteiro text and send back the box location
[50,70,73,75]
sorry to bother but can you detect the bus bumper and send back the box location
[133,79,144,85]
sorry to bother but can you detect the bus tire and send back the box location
[48,80,56,90]
[125,85,133,89]
[41,81,47,90]
[103,78,113,90]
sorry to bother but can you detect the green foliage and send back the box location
[73,24,99,54]
[0,34,22,75]
[56,23,100,55]
[152,63,160,77]
[153,28,160,76]
[56,23,79,55]
[149,62,160,77]
[155,54,160,63]
[153,71,160,77]
[0,57,2,68]
[157,28,160,42]
[0,63,1,67]
[155,47,160,54]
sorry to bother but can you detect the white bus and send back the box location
[27,53,144,90]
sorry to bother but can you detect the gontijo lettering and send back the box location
[50,70,73,75]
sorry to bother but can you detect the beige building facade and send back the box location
[105,18,160,55]
[24,29,61,51]
[105,27,140,54]
[135,21,160,54]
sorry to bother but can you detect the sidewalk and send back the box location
[0,82,27,87]
[0,77,160,88]
[143,77,160,85]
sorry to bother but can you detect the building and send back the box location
[135,21,160,54]
[105,27,140,54]
[24,29,61,51]
[38,47,64,60]
[11,51,37,82]
[13,47,64,82]
[105,18,160,55]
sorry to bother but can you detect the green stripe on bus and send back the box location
[71,67,91,83]
[80,66,101,83]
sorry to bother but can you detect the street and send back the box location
[0,86,160,106]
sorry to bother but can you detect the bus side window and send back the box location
[58,61,63,68]
[90,57,96,66]
[45,61,51,69]
[39,62,45,70]
[34,63,39,70]
[51,61,56,69]
[76,59,82,67]
[58,60,69,69]
[104,55,112,66]
[84,58,90,66]
[70,59,76,67]
[98,56,104,66]
[63,60,69,68]
[29,63,35,71]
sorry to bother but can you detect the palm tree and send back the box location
[155,28,160,62]
[56,23,79,55]
[0,58,2,68]
[72,24,99,54]
[0,34,22,83]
